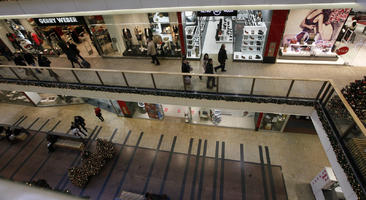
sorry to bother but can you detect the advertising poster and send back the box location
[282,9,351,48]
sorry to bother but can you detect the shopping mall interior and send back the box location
[0,1,366,200]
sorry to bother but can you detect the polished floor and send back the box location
[0,103,330,200]
[0,124,287,200]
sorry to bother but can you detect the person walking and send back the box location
[199,53,209,80]
[147,38,160,65]
[24,52,42,73]
[38,54,59,80]
[67,42,84,61]
[94,107,104,122]
[70,122,87,137]
[181,57,192,86]
[214,44,227,72]
[74,116,87,132]
[206,58,216,89]
[13,54,27,66]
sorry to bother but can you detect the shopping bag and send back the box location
[81,60,91,68]
[184,76,191,85]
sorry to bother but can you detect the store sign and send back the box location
[34,16,83,26]
[336,46,349,55]
[197,10,237,16]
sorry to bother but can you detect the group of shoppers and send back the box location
[181,44,227,89]
[58,41,89,68]
[69,107,104,138]
[13,52,59,79]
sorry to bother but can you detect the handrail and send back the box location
[0,64,364,135]
[0,64,329,82]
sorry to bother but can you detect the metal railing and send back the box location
[0,64,365,194]
[0,65,329,99]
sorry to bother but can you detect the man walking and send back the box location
[94,107,104,122]
[206,59,216,89]
[24,52,42,73]
[147,38,160,65]
[214,44,227,72]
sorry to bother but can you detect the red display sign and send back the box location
[336,47,349,55]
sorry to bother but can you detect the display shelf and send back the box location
[234,52,262,61]
[235,23,267,61]
[216,17,233,43]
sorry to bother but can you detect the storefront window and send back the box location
[181,10,272,61]
[334,11,366,66]
[279,9,351,61]
[28,16,98,57]
[259,113,288,132]
[85,13,182,58]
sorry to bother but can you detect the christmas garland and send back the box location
[315,104,365,199]
[0,78,315,107]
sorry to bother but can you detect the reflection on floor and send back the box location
[0,103,330,200]
[0,124,287,200]
[203,17,233,54]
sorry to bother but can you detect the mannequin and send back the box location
[134,26,144,51]
[122,28,132,51]
[172,25,178,34]
[144,28,153,40]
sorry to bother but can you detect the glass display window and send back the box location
[181,10,271,61]
[87,13,182,58]
[279,9,351,60]
[258,113,288,132]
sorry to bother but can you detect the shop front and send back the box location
[333,11,366,67]
[181,10,272,61]
[0,16,98,58]
[278,9,351,64]
[85,13,182,58]
[29,16,97,57]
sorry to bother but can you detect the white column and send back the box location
[103,15,125,56]
[0,20,15,52]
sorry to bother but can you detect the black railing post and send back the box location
[322,88,334,106]
[151,74,157,89]
[30,69,40,81]
[216,77,219,93]
[71,70,81,83]
[9,68,21,80]
[250,78,256,95]
[183,76,187,91]
[121,72,129,87]
[320,83,331,104]
[95,71,104,85]
[286,80,295,98]
[316,81,328,100]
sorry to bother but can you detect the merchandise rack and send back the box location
[234,22,267,61]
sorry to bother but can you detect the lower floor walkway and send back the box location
[0,102,329,199]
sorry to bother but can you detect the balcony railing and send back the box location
[0,64,365,197]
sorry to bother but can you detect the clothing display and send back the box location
[144,28,153,40]
[122,28,132,51]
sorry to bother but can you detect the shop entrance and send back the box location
[182,10,272,62]
[31,17,98,57]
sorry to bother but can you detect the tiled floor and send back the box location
[0,102,329,200]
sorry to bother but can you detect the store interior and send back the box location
[335,11,366,67]
[182,10,272,61]
[87,13,181,58]
[1,18,98,58]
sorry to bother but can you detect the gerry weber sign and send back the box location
[34,16,83,26]
[197,10,237,16]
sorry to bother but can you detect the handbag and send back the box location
[81,60,91,68]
